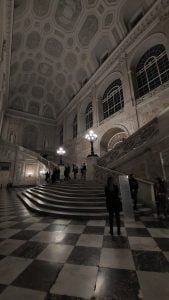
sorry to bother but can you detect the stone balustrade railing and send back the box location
[94,164,155,210]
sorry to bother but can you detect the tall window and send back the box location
[102,79,124,119]
[136,44,169,98]
[73,115,78,138]
[59,126,63,145]
[85,102,93,130]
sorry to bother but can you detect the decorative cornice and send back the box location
[58,0,168,122]
[6,108,57,127]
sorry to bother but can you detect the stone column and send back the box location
[91,84,99,128]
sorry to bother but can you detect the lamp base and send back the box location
[87,154,98,157]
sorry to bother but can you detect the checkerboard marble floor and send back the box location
[0,189,169,300]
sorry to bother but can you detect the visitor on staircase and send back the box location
[81,163,87,181]
[129,173,139,210]
[72,164,78,180]
[104,176,121,236]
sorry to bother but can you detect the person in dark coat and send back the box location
[129,173,139,210]
[104,176,121,235]
[72,164,78,180]
[154,177,167,217]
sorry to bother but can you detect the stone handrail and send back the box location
[98,117,159,168]
[0,138,57,169]
[94,164,156,209]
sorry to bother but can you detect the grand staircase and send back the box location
[18,181,108,219]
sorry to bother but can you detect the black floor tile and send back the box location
[0,284,7,294]
[11,241,47,258]
[70,220,88,225]
[10,230,38,240]
[83,226,104,235]
[12,260,63,291]
[67,246,101,266]
[133,250,169,272]
[103,236,129,249]
[45,224,67,232]
[56,233,80,245]
[143,221,167,228]
[39,217,56,223]
[11,223,31,229]
[154,238,169,251]
[126,228,151,237]
[95,267,140,299]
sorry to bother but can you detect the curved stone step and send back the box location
[36,186,105,197]
[32,187,105,201]
[21,191,107,213]
[26,190,106,207]
[18,192,108,219]
[38,185,104,194]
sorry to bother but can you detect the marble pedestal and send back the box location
[86,156,98,181]
[119,175,135,224]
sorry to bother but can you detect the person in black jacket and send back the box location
[129,173,139,210]
[104,176,121,236]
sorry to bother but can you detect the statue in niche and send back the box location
[9,131,16,144]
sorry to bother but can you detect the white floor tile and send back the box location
[50,264,98,298]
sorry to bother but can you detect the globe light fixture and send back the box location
[56,147,66,165]
[85,130,98,156]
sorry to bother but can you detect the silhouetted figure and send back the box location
[72,164,78,180]
[81,163,87,181]
[104,176,121,235]
[64,165,70,181]
[51,168,57,184]
[45,171,50,183]
[129,173,139,210]
[56,168,60,181]
[154,177,167,217]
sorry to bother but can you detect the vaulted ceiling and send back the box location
[9,0,155,120]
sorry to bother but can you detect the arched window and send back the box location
[135,44,169,98]
[59,126,63,145]
[73,115,78,138]
[85,102,93,130]
[102,79,124,119]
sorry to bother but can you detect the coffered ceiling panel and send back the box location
[9,0,155,119]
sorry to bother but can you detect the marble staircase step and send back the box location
[21,191,107,213]
[32,187,105,200]
[18,192,108,219]
[26,190,106,207]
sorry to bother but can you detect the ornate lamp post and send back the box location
[56,147,66,165]
[85,130,98,157]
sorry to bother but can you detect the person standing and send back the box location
[81,163,87,181]
[72,164,78,180]
[104,176,121,236]
[129,174,139,210]
[154,177,167,218]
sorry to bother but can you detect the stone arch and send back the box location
[100,126,129,156]
[23,124,38,150]
[129,33,168,70]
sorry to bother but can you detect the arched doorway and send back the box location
[100,127,128,156]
